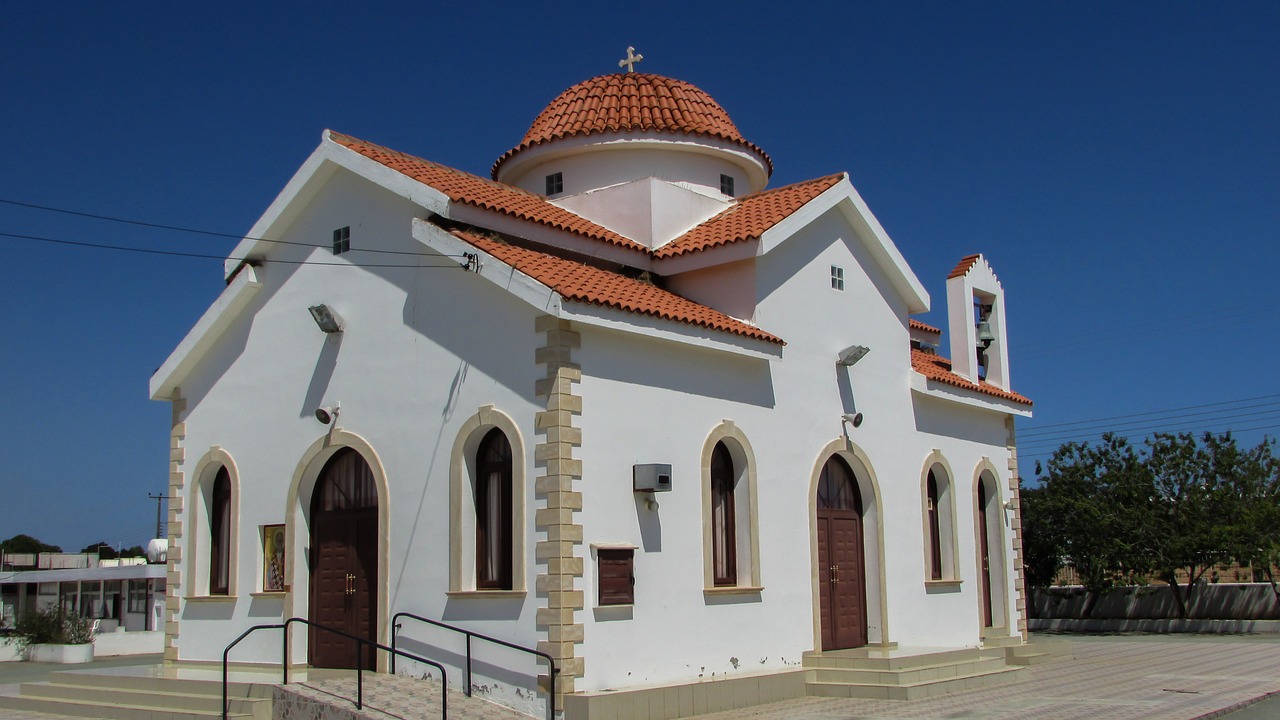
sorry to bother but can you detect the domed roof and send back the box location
[492,73,773,179]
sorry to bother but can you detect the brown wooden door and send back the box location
[817,456,868,651]
[309,449,379,669]
[978,481,993,628]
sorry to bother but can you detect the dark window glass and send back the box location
[545,172,563,196]
[209,468,232,595]
[817,456,862,513]
[598,548,634,605]
[720,174,735,196]
[332,226,351,255]
[711,442,737,586]
[927,470,943,580]
[476,429,513,589]
[313,448,378,512]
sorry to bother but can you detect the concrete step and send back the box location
[802,646,981,671]
[1007,651,1053,665]
[806,664,1025,700]
[21,680,268,714]
[46,668,276,698]
[981,633,1023,648]
[805,655,1009,685]
[0,693,257,720]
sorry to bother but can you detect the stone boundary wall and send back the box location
[1032,584,1280,621]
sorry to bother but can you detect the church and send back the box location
[150,54,1034,719]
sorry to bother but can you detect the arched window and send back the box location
[209,467,231,595]
[921,460,958,583]
[927,470,943,581]
[476,428,513,590]
[700,423,761,592]
[710,442,737,586]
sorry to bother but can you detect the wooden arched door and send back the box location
[816,455,868,650]
[309,448,378,669]
[978,480,993,628]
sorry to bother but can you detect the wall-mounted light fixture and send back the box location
[837,344,870,367]
[315,403,341,425]
[308,304,343,334]
[1003,498,1017,511]
[841,412,864,434]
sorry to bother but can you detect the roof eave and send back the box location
[223,131,453,279]
[909,373,1033,417]
[150,265,263,400]
[412,219,782,360]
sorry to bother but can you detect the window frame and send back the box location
[597,548,635,606]
[720,174,735,197]
[920,456,960,585]
[831,265,845,291]
[700,422,762,594]
[447,406,527,595]
[332,226,351,255]
[545,172,563,196]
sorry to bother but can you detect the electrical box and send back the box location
[633,464,673,493]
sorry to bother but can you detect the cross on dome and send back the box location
[618,46,644,73]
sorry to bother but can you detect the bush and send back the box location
[4,606,95,653]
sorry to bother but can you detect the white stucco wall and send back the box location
[169,169,546,696]
[569,207,1022,691]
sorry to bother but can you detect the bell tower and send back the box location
[946,254,1011,390]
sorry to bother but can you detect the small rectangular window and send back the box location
[545,172,563,196]
[720,174,735,197]
[598,548,634,606]
[830,265,845,291]
[332,226,351,255]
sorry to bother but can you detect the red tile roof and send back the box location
[452,230,784,345]
[327,131,649,255]
[654,174,845,259]
[910,348,1031,405]
[947,254,981,279]
[492,73,773,179]
[910,319,942,334]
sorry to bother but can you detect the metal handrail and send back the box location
[391,611,559,720]
[221,617,447,720]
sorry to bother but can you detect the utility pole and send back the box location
[147,494,167,538]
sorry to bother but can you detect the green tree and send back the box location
[81,542,119,559]
[1224,437,1280,603]
[0,534,61,554]
[1018,483,1063,590]
[1032,435,1150,616]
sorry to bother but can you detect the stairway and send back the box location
[803,645,1026,699]
[0,666,276,720]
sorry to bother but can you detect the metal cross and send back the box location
[618,46,644,73]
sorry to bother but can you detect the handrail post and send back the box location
[390,622,398,675]
[282,620,289,685]
[465,633,473,696]
[222,652,229,720]
[355,641,363,710]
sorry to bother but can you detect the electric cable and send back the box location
[0,231,464,269]
[0,197,458,258]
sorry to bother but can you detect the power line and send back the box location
[1018,398,1280,440]
[0,230,464,269]
[1018,420,1280,457]
[1017,393,1280,433]
[1018,407,1280,449]
[0,196,443,258]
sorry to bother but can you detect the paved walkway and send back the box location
[0,636,1276,720]
[685,635,1280,720]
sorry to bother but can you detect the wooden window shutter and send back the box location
[597,549,634,606]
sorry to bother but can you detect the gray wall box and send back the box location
[633,464,673,492]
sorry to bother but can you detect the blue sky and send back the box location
[1,3,1276,551]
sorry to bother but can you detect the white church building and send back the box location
[150,63,1034,718]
